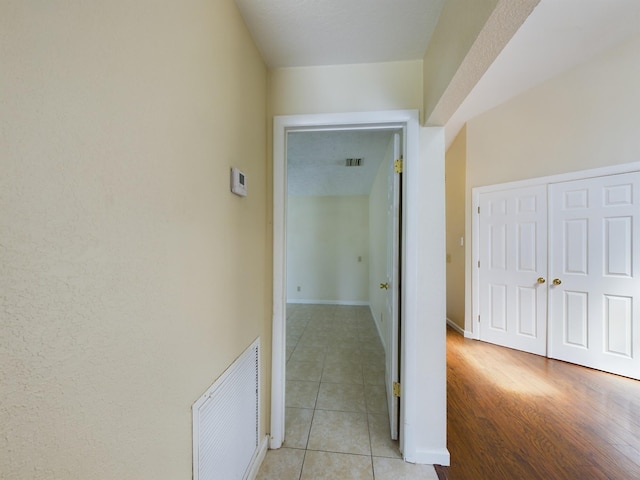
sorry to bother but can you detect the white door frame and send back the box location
[271,110,449,465]
[470,161,640,338]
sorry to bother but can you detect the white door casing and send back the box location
[548,172,640,380]
[271,111,449,465]
[478,185,548,356]
[385,133,401,441]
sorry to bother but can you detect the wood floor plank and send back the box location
[442,327,640,479]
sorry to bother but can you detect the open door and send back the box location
[384,133,401,440]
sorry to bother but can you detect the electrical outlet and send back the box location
[446,254,452,263]
[297,286,301,292]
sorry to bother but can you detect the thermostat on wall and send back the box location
[230,167,247,197]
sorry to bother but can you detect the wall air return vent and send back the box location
[192,338,260,480]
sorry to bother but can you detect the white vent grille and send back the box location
[193,338,260,480]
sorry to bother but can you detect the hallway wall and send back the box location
[0,1,269,478]
[445,126,466,331]
[268,60,423,118]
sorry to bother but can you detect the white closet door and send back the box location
[548,172,640,380]
[478,185,548,356]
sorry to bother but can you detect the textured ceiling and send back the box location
[287,130,397,196]
[234,0,446,68]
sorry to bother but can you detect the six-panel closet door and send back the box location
[478,185,548,356]
[548,172,640,380]
[478,171,640,380]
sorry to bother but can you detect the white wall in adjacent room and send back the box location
[286,195,369,304]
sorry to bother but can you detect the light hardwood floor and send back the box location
[437,327,640,480]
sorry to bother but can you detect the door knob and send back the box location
[537,277,546,284]
[553,278,562,285]
[380,282,389,290]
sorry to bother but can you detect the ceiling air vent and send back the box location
[345,158,362,167]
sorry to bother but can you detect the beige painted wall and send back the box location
[0,1,269,479]
[268,60,423,118]
[286,196,369,304]
[445,126,467,330]
[467,33,640,187]
[463,33,640,332]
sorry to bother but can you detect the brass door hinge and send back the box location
[393,382,401,397]
[394,158,403,174]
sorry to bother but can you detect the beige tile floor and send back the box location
[257,304,438,480]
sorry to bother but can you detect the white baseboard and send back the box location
[369,305,387,351]
[246,435,269,480]
[446,318,465,335]
[287,299,370,306]
[408,447,450,466]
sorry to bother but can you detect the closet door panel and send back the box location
[548,172,640,380]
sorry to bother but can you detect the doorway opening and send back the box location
[284,127,403,453]
[272,110,449,465]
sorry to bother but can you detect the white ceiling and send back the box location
[234,0,445,68]
[235,0,640,195]
[287,130,397,196]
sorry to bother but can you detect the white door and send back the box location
[478,185,548,356]
[548,172,640,379]
[384,133,401,440]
